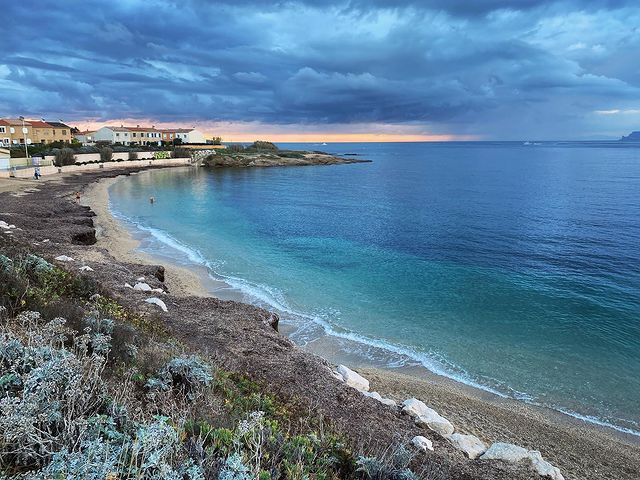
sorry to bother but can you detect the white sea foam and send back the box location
[108,203,640,438]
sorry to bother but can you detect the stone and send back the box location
[402,399,454,436]
[145,297,168,312]
[363,391,397,407]
[133,282,153,291]
[411,435,434,452]
[331,371,344,381]
[124,283,133,289]
[79,266,94,272]
[415,414,455,436]
[446,433,487,459]
[480,443,564,480]
[55,255,74,262]
[0,221,16,230]
[136,276,146,281]
[337,365,370,392]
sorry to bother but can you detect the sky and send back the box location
[1,0,639,141]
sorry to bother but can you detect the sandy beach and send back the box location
[2,167,638,480]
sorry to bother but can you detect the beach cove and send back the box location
[0,159,638,480]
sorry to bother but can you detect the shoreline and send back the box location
[2,166,639,479]
[81,169,640,479]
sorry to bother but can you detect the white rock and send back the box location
[0,221,16,230]
[55,255,74,262]
[402,399,454,436]
[124,283,133,289]
[363,391,397,407]
[446,433,487,459]
[528,450,565,480]
[136,276,146,281]
[152,288,164,293]
[79,266,94,272]
[133,282,153,291]
[42,239,50,243]
[415,414,455,436]
[337,365,370,392]
[145,297,167,312]
[480,443,564,480]
[411,435,434,452]
[331,371,344,382]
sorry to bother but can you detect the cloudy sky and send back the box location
[1,0,639,141]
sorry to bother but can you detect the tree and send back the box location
[212,136,222,145]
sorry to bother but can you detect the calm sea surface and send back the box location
[109,142,640,434]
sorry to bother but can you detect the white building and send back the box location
[161,128,206,144]
[74,131,96,145]
[93,126,132,144]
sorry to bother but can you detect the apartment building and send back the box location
[0,118,33,146]
[0,118,72,145]
[161,128,205,144]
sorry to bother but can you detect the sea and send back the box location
[107,141,640,436]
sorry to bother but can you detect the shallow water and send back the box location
[109,141,640,435]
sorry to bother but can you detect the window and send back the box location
[133,133,137,137]
[10,127,15,134]
[0,127,5,133]
[62,130,67,135]
[2,138,9,145]
[116,133,120,137]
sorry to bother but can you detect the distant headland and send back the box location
[620,131,640,142]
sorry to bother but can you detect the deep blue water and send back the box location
[109,141,640,434]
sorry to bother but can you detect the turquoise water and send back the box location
[108,142,640,435]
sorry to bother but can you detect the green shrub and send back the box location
[99,147,113,163]
[53,148,76,166]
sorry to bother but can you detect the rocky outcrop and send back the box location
[447,433,487,459]
[481,443,564,480]
[202,151,370,168]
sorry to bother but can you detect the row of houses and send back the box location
[0,118,72,146]
[79,125,205,146]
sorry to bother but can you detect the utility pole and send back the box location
[19,116,29,158]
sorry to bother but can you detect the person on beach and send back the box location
[33,167,41,180]
[75,191,81,203]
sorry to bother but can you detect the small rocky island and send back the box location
[620,131,640,142]
[200,141,371,168]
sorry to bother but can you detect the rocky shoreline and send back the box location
[201,150,371,168]
[1,166,639,480]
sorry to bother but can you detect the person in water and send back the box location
[149,196,155,204]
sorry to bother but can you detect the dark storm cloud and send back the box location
[1,0,639,138]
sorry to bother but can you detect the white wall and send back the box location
[187,129,206,143]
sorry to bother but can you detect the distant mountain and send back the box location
[620,131,640,142]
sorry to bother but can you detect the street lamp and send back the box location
[19,116,29,158]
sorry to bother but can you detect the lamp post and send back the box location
[19,116,29,159]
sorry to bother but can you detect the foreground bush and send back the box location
[53,147,76,167]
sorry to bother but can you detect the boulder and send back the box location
[411,435,434,452]
[125,283,133,289]
[415,414,455,436]
[480,443,564,480]
[402,399,454,436]
[79,266,94,272]
[137,276,146,281]
[134,282,153,291]
[55,255,74,262]
[447,433,487,459]
[363,391,397,407]
[337,365,369,392]
[145,297,168,312]
[0,221,16,230]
